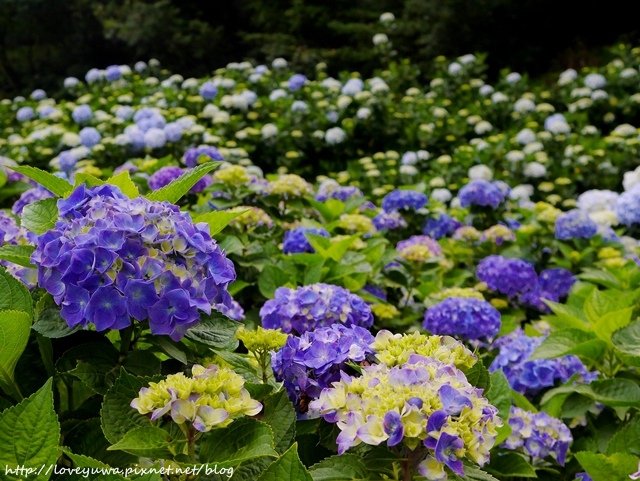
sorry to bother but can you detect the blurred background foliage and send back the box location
[1,0,639,96]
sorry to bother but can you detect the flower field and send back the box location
[1,36,640,481]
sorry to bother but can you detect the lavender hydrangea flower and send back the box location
[260,283,373,335]
[476,255,538,298]
[381,189,427,212]
[31,185,236,340]
[183,146,224,168]
[616,186,640,226]
[555,210,598,240]
[503,407,573,465]
[12,186,54,216]
[489,329,597,394]
[315,182,362,202]
[520,268,575,312]
[423,214,462,239]
[282,227,329,254]
[423,297,501,341]
[459,180,507,209]
[0,211,37,286]
[72,105,93,124]
[16,107,34,122]
[396,235,442,262]
[79,127,101,148]
[272,324,375,412]
[373,211,407,231]
[147,166,211,194]
[288,74,307,91]
[199,81,218,100]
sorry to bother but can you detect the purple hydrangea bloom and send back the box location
[315,184,362,202]
[363,284,387,301]
[105,65,122,81]
[260,283,373,335]
[476,255,538,298]
[381,189,428,212]
[503,407,573,465]
[520,268,576,312]
[272,324,374,412]
[458,180,507,209]
[16,107,34,122]
[58,151,78,175]
[199,81,218,100]
[616,186,640,226]
[423,297,501,341]
[288,74,307,91]
[282,227,329,254]
[72,105,93,124]
[12,186,54,216]
[575,473,593,481]
[183,146,224,168]
[373,211,407,231]
[554,209,598,240]
[423,214,462,239]
[31,185,236,340]
[0,211,37,287]
[489,329,597,395]
[79,127,101,148]
[148,166,182,191]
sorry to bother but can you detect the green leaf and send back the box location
[216,351,260,383]
[194,209,248,236]
[607,417,640,455]
[33,294,78,338]
[0,244,35,268]
[454,465,500,481]
[0,266,33,316]
[106,171,139,198]
[151,336,188,364]
[8,165,72,196]
[184,313,239,350]
[593,307,633,344]
[257,443,312,481]
[146,162,219,203]
[575,451,639,481]
[0,310,32,397]
[464,362,490,391]
[0,379,60,481]
[485,371,512,420]
[261,389,297,453]
[309,454,368,481]
[199,418,278,466]
[107,426,175,458]
[258,265,293,298]
[487,452,536,478]
[542,379,640,407]
[74,172,105,188]
[21,197,58,235]
[612,321,640,357]
[531,329,606,362]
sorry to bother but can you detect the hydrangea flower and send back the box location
[272,324,375,412]
[310,355,501,478]
[268,174,312,197]
[489,329,597,394]
[288,74,307,91]
[555,209,598,240]
[481,225,515,245]
[260,283,373,335]
[476,255,538,298]
[458,180,507,209]
[315,181,362,202]
[12,186,54,216]
[282,227,329,254]
[32,185,236,340]
[227,206,273,231]
[423,297,501,341]
[199,81,218,100]
[371,330,476,369]
[0,211,37,286]
[423,214,462,239]
[72,105,93,124]
[183,146,223,168]
[396,236,442,262]
[373,211,407,231]
[148,166,211,194]
[381,189,427,212]
[79,127,101,148]
[519,268,576,312]
[503,407,572,465]
[131,364,262,432]
[212,164,251,186]
[616,186,640,226]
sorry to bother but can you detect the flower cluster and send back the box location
[315,180,362,202]
[268,174,312,197]
[282,227,329,254]
[555,209,598,240]
[381,189,427,212]
[0,211,37,286]
[272,324,375,412]
[260,283,373,334]
[32,185,236,340]
[183,145,223,168]
[236,326,288,353]
[310,355,502,478]
[131,364,262,432]
[148,166,212,193]
[489,329,597,394]
[371,330,476,369]
[396,235,442,262]
[503,407,573,465]
[423,297,501,341]
[458,180,508,209]
[373,211,407,231]
[227,206,273,231]
[423,214,462,239]
[12,185,54,215]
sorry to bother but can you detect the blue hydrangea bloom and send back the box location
[282,227,329,254]
[476,255,538,298]
[148,166,210,194]
[423,297,501,341]
[272,324,375,412]
[12,186,54,216]
[183,146,224,168]
[382,189,428,212]
[31,185,236,340]
[105,65,122,81]
[71,105,92,124]
[199,81,218,100]
[16,107,34,122]
[423,214,462,239]
[520,268,576,312]
[79,127,101,148]
[458,180,507,209]
[260,283,373,335]
[0,211,37,287]
[58,151,78,176]
[288,74,307,91]
[555,209,598,240]
[373,211,407,231]
[616,186,640,226]
[489,329,597,395]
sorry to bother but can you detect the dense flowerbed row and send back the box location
[0,33,639,481]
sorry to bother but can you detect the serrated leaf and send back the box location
[464,362,490,391]
[0,244,35,268]
[485,371,512,420]
[0,379,60,480]
[309,454,368,481]
[151,336,188,364]
[33,294,79,338]
[258,265,292,298]
[575,451,639,481]
[107,426,175,458]
[257,443,312,481]
[531,328,606,362]
[0,266,33,316]
[146,162,219,203]
[185,314,239,350]
[593,307,633,344]
[199,418,278,466]
[0,310,32,397]
[606,417,640,455]
[8,165,72,196]
[487,452,536,478]
[216,351,261,383]
[194,209,248,236]
[106,171,139,198]
[612,321,640,357]
[21,197,58,235]
[73,172,105,188]
[262,389,297,453]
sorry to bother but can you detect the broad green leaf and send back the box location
[257,443,312,481]
[0,267,32,315]
[8,165,72,196]
[0,310,32,397]
[107,426,175,458]
[194,209,248,236]
[578,268,622,289]
[21,197,58,235]
[612,321,640,356]
[146,162,219,203]
[106,171,139,198]
[258,265,292,298]
[584,288,630,323]
[464,362,490,391]
[542,379,640,407]
[33,293,78,338]
[261,389,297,453]
[606,417,640,455]
[454,465,500,481]
[309,454,368,481]
[575,451,639,481]
[184,313,239,350]
[593,307,633,344]
[151,336,188,364]
[485,371,512,419]
[199,418,278,466]
[73,172,105,188]
[63,449,129,481]
[0,244,35,268]
[487,452,536,478]
[543,301,588,330]
[531,328,606,362]
[0,379,60,481]
[216,351,261,383]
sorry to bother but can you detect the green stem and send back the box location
[1,378,23,402]
[118,326,134,362]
